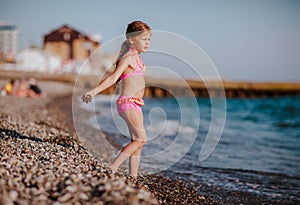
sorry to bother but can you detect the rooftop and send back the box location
[0,22,17,31]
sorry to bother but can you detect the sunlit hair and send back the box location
[115,21,151,67]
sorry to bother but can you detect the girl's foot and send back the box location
[131,175,137,181]
[108,165,117,174]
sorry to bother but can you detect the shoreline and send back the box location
[1,73,299,204]
[0,78,218,204]
[73,93,299,204]
[76,93,299,204]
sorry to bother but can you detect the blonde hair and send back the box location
[115,21,151,67]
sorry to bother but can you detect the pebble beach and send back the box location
[0,78,217,205]
[0,75,297,205]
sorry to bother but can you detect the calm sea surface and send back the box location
[89,95,300,200]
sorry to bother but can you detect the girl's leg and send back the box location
[109,109,146,175]
[129,140,143,177]
[129,110,144,177]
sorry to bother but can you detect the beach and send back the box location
[0,78,156,204]
[0,72,299,204]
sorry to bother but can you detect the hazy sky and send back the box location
[1,0,300,81]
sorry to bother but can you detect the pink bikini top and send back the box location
[120,48,145,80]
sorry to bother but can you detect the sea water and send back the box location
[88,95,300,200]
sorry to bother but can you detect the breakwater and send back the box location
[113,78,300,98]
[143,78,300,98]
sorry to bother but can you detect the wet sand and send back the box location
[0,75,298,204]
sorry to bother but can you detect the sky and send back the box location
[1,0,300,81]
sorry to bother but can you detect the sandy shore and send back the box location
[0,75,298,204]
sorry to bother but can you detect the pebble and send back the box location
[0,114,159,205]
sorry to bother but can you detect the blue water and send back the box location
[91,95,300,200]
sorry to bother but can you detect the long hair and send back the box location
[115,21,151,68]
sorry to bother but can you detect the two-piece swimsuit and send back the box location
[116,48,145,115]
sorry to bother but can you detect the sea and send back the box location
[83,95,300,201]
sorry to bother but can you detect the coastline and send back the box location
[1,69,299,99]
[0,72,299,204]
[0,76,217,204]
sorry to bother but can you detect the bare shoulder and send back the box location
[118,51,135,69]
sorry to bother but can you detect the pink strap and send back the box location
[130,48,144,70]
[120,72,144,80]
[120,48,145,80]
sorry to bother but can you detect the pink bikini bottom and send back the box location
[116,95,144,115]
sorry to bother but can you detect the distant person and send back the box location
[28,78,44,98]
[16,78,28,98]
[82,21,151,179]
[0,79,15,96]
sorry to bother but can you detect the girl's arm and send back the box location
[82,57,131,103]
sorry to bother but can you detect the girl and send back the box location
[82,21,151,178]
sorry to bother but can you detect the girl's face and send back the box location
[130,31,151,53]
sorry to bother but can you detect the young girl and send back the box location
[82,21,151,178]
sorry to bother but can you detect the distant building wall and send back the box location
[73,38,94,61]
[0,22,18,62]
[43,24,99,63]
[44,41,69,61]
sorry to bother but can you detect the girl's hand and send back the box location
[81,92,94,104]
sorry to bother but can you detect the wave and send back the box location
[83,95,300,179]
[168,163,300,200]
[273,121,300,128]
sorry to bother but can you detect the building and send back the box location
[0,22,18,62]
[43,24,100,62]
